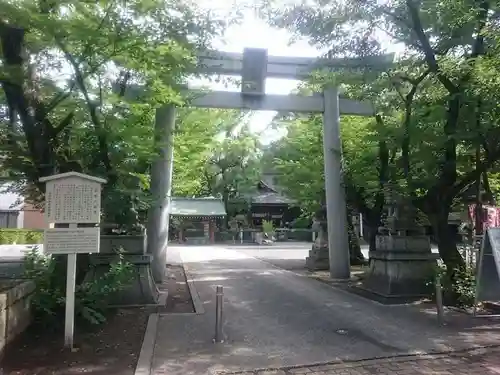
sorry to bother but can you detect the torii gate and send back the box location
[146,48,392,283]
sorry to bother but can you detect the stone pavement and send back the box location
[223,347,500,374]
[149,245,500,375]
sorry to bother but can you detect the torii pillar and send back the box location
[147,106,175,283]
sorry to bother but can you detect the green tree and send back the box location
[172,108,249,196]
[0,0,231,224]
[0,0,236,317]
[264,0,500,271]
[266,113,383,262]
[201,125,262,218]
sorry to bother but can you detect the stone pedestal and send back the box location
[306,221,329,270]
[306,219,330,271]
[361,235,438,302]
[84,234,159,306]
[84,254,159,305]
[306,243,329,270]
[99,235,147,254]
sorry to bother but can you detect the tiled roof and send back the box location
[170,197,226,217]
[251,191,295,205]
[253,174,295,205]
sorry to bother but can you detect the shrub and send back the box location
[24,230,43,244]
[262,220,275,235]
[430,263,476,308]
[291,216,311,229]
[23,247,134,326]
[0,229,43,244]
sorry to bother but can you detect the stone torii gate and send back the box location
[147,48,392,283]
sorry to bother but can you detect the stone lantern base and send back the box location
[360,235,438,303]
[306,244,330,270]
[306,231,330,271]
[306,215,330,270]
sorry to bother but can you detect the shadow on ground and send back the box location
[152,248,500,375]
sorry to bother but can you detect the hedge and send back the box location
[0,229,44,245]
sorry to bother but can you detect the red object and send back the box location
[469,204,500,233]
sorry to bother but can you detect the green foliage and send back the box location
[262,220,275,234]
[291,216,311,229]
[264,115,325,215]
[266,113,386,216]
[173,112,262,218]
[431,263,476,308]
[263,0,500,269]
[172,109,258,197]
[0,229,43,245]
[23,247,134,326]
[0,0,235,228]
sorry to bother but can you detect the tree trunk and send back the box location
[430,208,464,270]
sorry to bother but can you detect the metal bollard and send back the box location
[435,276,445,326]
[214,285,224,343]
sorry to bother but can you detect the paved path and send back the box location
[224,347,500,374]
[151,245,500,375]
[232,242,439,271]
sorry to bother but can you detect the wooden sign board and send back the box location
[44,227,100,254]
[39,172,106,350]
[40,172,106,224]
[475,227,500,304]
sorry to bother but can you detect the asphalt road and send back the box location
[152,245,497,375]
[234,242,440,270]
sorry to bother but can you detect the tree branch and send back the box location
[405,0,458,93]
[55,39,113,175]
[400,69,430,178]
[451,143,500,198]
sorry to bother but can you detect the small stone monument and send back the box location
[306,206,330,270]
[361,197,438,303]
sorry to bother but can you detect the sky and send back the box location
[195,0,322,144]
[195,0,405,144]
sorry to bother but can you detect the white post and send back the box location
[359,213,363,239]
[64,223,77,348]
[147,105,175,283]
[322,86,350,279]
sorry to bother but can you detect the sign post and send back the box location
[473,227,500,317]
[39,172,106,348]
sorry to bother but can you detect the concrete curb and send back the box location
[109,292,168,309]
[134,313,159,375]
[179,252,205,315]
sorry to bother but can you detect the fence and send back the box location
[214,228,315,244]
[457,235,481,270]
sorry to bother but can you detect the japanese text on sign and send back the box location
[44,227,100,254]
[45,181,101,223]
